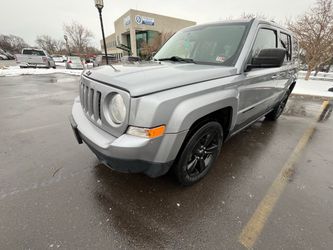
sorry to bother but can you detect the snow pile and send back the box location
[0,66,82,77]
[293,79,333,98]
[298,71,333,81]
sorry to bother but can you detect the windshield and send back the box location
[154,23,250,66]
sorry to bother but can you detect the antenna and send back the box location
[108,59,119,72]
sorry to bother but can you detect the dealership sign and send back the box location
[135,15,155,26]
[123,16,131,26]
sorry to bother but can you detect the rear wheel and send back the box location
[265,89,290,121]
[174,121,223,186]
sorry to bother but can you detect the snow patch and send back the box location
[0,66,82,77]
[293,79,333,98]
[55,62,66,67]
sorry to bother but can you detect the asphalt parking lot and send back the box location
[0,74,333,249]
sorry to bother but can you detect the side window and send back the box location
[280,32,292,61]
[251,28,277,59]
[23,49,32,55]
[292,37,299,62]
[34,50,46,56]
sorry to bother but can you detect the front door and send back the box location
[235,27,281,130]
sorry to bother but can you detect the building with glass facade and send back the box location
[101,9,196,58]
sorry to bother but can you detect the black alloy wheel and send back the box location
[174,121,223,186]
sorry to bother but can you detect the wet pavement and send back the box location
[0,74,332,249]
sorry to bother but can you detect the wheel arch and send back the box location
[166,89,238,134]
[289,81,296,92]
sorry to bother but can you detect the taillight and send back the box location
[68,60,72,64]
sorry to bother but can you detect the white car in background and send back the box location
[15,48,56,68]
[66,56,84,70]
[0,54,8,60]
[52,55,67,63]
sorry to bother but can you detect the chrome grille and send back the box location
[80,81,102,122]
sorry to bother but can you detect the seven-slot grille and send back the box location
[80,81,102,122]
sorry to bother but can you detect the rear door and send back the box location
[235,26,281,130]
[275,31,297,98]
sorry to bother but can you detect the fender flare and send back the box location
[166,89,239,133]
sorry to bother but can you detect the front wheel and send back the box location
[265,89,290,121]
[174,121,223,186]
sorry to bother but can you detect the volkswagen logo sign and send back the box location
[135,15,142,24]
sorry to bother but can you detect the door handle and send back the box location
[271,74,279,79]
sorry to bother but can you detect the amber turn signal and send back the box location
[126,125,166,138]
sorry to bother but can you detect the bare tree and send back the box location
[140,32,174,59]
[0,34,29,53]
[54,40,65,54]
[288,0,333,80]
[63,21,94,54]
[35,35,64,54]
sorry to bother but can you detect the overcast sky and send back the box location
[0,0,315,48]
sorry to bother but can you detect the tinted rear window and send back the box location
[23,50,33,55]
[23,49,46,56]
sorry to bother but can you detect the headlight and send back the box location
[109,94,126,124]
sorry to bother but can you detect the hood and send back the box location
[84,62,237,97]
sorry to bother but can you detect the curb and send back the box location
[291,93,333,102]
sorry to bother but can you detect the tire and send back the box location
[52,66,56,69]
[174,121,223,186]
[265,89,290,121]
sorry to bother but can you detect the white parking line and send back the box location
[239,100,329,249]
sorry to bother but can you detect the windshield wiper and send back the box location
[156,56,195,63]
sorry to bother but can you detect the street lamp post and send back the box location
[64,35,71,56]
[94,0,109,65]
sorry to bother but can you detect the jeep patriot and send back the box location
[70,18,298,185]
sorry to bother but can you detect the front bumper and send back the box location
[70,99,187,177]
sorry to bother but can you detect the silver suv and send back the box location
[70,19,298,185]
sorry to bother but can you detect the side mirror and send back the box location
[250,48,286,69]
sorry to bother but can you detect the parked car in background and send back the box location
[15,48,56,68]
[52,55,67,63]
[0,49,15,59]
[121,56,141,63]
[70,19,298,185]
[93,55,118,67]
[83,58,94,69]
[0,54,8,60]
[66,56,84,70]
